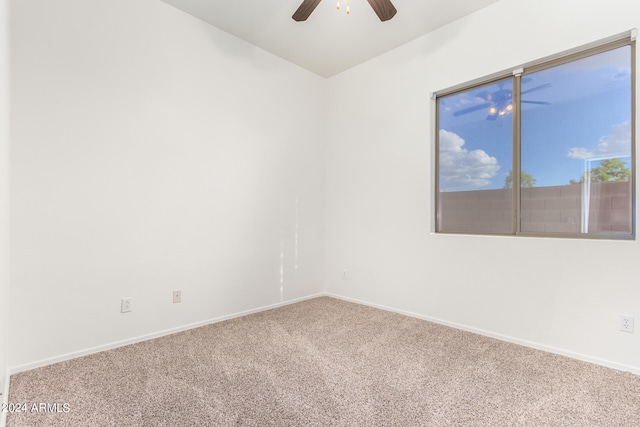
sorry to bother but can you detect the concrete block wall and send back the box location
[439,182,631,235]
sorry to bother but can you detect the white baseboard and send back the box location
[10,291,639,379]
[326,292,640,376]
[9,293,325,376]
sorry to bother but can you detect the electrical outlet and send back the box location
[173,290,182,304]
[121,298,132,313]
[620,315,634,333]
[342,270,348,279]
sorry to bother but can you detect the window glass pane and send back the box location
[520,46,632,236]
[437,79,513,233]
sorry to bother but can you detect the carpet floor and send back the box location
[6,296,640,426]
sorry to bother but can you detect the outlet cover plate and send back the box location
[173,290,182,304]
[620,315,634,333]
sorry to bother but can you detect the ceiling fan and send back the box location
[292,0,397,22]
[453,83,552,121]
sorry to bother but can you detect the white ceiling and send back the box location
[160,0,501,78]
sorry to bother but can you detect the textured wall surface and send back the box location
[0,0,10,416]
[325,0,640,372]
[9,0,326,370]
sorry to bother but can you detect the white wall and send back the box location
[9,0,640,377]
[325,0,640,372]
[0,0,9,419]
[9,0,326,370]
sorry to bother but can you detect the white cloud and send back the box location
[567,121,631,160]
[611,67,631,82]
[439,129,500,190]
[567,147,594,160]
[595,121,631,157]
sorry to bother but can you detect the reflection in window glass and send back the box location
[520,46,633,236]
[435,39,634,239]
[437,79,513,234]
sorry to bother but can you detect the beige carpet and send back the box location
[7,296,640,426]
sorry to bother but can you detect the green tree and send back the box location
[570,158,630,184]
[504,170,536,188]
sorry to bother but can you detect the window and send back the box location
[435,36,635,239]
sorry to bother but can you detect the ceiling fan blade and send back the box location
[453,103,492,116]
[521,83,551,95]
[521,100,551,105]
[292,0,322,21]
[366,0,397,21]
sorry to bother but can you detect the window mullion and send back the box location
[512,73,522,235]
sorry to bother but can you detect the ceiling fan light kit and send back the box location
[336,0,351,15]
[293,0,397,21]
[452,83,551,121]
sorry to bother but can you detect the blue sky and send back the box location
[438,46,632,191]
